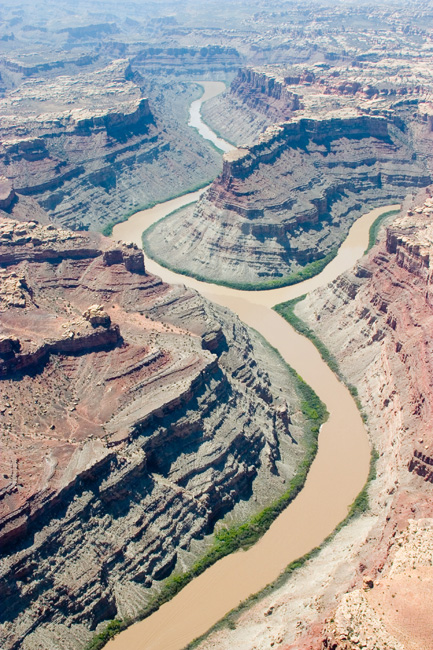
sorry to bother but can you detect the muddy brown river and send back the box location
[110,82,400,650]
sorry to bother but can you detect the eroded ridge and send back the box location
[296,192,433,650]
[0,60,221,232]
[145,113,430,287]
[191,193,433,650]
[0,215,308,650]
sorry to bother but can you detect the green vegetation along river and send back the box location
[110,81,400,650]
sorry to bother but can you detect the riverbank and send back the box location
[108,81,397,650]
[110,200,399,650]
[87,353,327,650]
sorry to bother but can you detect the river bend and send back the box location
[110,82,399,650]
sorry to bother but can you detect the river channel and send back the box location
[110,82,400,650]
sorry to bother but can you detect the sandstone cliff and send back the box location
[201,67,301,145]
[0,215,310,650]
[145,113,430,287]
[131,45,241,77]
[201,57,433,146]
[295,194,433,650]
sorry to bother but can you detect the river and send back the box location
[188,81,235,153]
[110,82,400,650]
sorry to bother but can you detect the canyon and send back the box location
[145,112,430,287]
[0,59,222,232]
[2,2,433,650]
[0,211,312,650]
[298,193,433,650]
[191,190,433,650]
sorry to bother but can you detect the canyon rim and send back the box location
[2,2,433,650]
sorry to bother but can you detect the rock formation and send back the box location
[0,60,221,231]
[0,214,310,650]
[191,192,433,650]
[201,67,302,145]
[202,55,433,145]
[131,45,242,77]
[145,113,430,286]
[0,177,15,210]
[295,193,433,650]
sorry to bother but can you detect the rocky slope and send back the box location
[202,54,433,145]
[0,59,221,232]
[0,213,311,650]
[201,68,301,145]
[191,192,433,650]
[307,194,433,650]
[145,113,430,286]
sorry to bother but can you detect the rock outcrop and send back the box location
[131,45,242,76]
[0,214,310,650]
[293,193,433,650]
[145,113,430,286]
[3,53,98,77]
[191,193,433,650]
[201,54,433,146]
[0,60,221,231]
[201,67,302,144]
[0,177,15,210]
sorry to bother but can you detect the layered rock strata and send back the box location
[0,215,308,650]
[131,45,241,76]
[192,194,433,650]
[201,58,433,146]
[296,195,433,650]
[201,67,302,145]
[0,60,221,231]
[2,53,99,77]
[145,114,430,286]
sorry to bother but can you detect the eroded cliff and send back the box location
[201,68,301,145]
[305,196,433,650]
[145,113,430,287]
[0,214,312,650]
[0,60,221,231]
[191,193,433,650]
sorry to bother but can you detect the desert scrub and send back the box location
[84,619,129,650]
[274,296,366,420]
[186,445,380,650]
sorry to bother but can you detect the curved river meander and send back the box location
[110,82,399,650]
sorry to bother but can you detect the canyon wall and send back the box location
[0,214,311,650]
[0,60,221,232]
[191,193,433,650]
[295,194,433,650]
[201,67,302,145]
[145,113,430,287]
[131,45,241,77]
